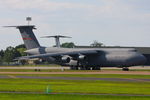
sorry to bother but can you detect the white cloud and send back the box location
[0,0,145,21]
[0,0,94,11]
[0,0,150,49]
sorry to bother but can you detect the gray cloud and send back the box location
[0,0,150,49]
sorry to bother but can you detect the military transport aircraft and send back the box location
[5,25,146,71]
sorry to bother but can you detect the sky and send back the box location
[0,0,150,50]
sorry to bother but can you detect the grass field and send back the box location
[0,74,150,100]
[0,76,150,94]
[0,94,150,100]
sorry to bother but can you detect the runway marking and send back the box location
[7,75,18,79]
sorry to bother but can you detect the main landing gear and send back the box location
[92,67,101,70]
[122,67,129,71]
[70,66,79,70]
[70,66,101,70]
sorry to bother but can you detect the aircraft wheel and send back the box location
[70,66,77,70]
[75,66,79,70]
[92,67,96,70]
[122,67,129,71]
[80,66,86,70]
[70,66,74,70]
[85,67,91,70]
[92,67,101,70]
[96,67,101,70]
[99,67,101,70]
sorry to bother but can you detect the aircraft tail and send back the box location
[5,25,41,50]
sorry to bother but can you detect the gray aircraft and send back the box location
[6,25,147,71]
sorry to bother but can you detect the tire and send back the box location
[70,66,79,70]
[92,67,101,70]
[122,67,129,71]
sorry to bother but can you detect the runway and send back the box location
[0,66,150,69]
[0,75,150,82]
[0,67,68,69]
[0,71,150,75]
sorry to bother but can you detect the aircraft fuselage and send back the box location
[25,47,146,67]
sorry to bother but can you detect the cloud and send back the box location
[0,0,94,11]
[0,0,145,21]
[0,0,150,49]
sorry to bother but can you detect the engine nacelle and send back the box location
[61,56,71,63]
[78,55,87,61]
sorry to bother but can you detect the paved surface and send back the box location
[15,76,150,82]
[0,67,68,69]
[0,71,149,75]
[0,75,150,82]
[0,66,150,69]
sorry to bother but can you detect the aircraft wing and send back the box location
[16,50,99,60]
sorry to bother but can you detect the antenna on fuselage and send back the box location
[41,35,71,48]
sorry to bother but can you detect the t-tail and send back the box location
[4,25,41,50]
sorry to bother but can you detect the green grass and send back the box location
[0,74,150,99]
[0,78,149,95]
[0,94,150,100]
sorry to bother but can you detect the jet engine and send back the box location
[78,55,87,61]
[61,55,71,63]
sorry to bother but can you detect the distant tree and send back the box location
[0,44,27,64]
[0,50,4,64]
[61,42,75,48]
[3,46,20,63]
[0,56,2,63]
[0,56,2,64]
[15,44,27,56]
[16,48,27,56]
[15,44,26,49]
[90,40,104,47]
[0,50,4,58]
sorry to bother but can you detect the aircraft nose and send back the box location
[127,52,146,66]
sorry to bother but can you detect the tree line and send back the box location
[0,44,26,64]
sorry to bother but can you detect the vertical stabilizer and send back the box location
[6,25,41,50]
[17,25,40,49]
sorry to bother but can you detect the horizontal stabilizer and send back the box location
[3,25,36,29]
[4,25,40,49]
[41,35,71,38]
